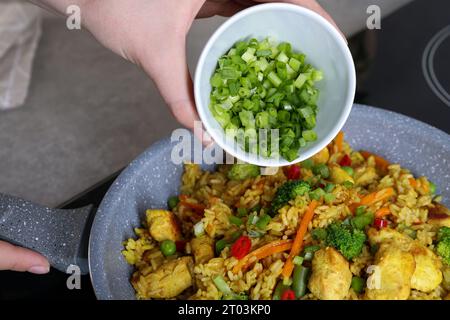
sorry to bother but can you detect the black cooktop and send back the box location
[1,0,449,300]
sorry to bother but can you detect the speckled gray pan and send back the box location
[0,105,449,300]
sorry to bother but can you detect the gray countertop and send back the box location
[0,0,413,207]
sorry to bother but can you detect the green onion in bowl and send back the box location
[209,38,323,162]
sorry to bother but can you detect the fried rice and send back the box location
[122,133,450,300]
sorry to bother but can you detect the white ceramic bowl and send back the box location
[194,3,356,166]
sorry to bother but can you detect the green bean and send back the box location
[292,265,310,298]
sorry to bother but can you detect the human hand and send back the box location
[37,0,341,132]
[0,240,50,274]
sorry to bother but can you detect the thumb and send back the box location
[0,241,50,274]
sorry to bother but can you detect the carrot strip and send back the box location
[351,187,395,214]
[335,131,344,152]
[179,195,206,212]
[360,151,390,171]
[232,240,293,274]
[375,207,391,218]
[409,178,417,188]
[281,200,319,279]
[360,187,395,206]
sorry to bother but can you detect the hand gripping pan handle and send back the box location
[0,193,95,274]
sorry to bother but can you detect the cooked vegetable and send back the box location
[339,154,352,166]
[281,289,296,300]
[209,38,323,161]
[215,239,229,255]
[351,208,374,230]
[237,207,248,217]
[231,235,252,259]
[292,265,310,298]
[325,221,366,260]
[335,131,344,152]
[312,163,330,178]
[272,281,291,300]
[286,164,301,180]
[179,195,206,213]
[437,227,450,265]
[375,207,391,218]
[213,275,248,300]
[229,215,243,226]
[255,214,271,230]
[351,276,365,294]
[227,163,260,180]
[160,240,176,256]
[282,200,318,278]
[232,239,293,273]
[167,196,179,210]
[311,228,327,241]
[270,180,311,216]
[341,166,354,176]
[374,218,388,230]
[293,256,304,266]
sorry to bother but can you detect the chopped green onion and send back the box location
[167,196,179,210]
[341,166,354,176]
[293,256,304,266]
[312,164,329,178]
[324,193,335,204]
[355,206,366,216]
[215,239,229,255]
[229,216,243,226]
[301,159,314,169]
[255,214,271,230]
[209,38,322,162]
[324,183,335,193]
[429,181,436,194]
[309,188,325,200]
[237,207,248,217]
[351,276,365,294]
[193,221,205,237]
[213,275,233,296]
[343,181,354,189]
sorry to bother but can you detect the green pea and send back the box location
[160,240,176,256]
[351,276,365,294]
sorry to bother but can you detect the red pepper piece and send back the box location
[230,236,252,260]
[374,218,388,229]
[339,154,352,167]
[281,289,296,300]
[286,164,301,180]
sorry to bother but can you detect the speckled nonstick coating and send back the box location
[0,105,449,300]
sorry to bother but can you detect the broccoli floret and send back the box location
[270,180,310,216]
[325,221,366,260]
[437,226,450,241]
[436,227,450,265]
[227,164,260,180]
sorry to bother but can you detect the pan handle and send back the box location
[0,193,94,275]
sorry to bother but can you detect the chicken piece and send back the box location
[367,227,412,251]
[365,243,415,300]
[141,256,193,299]
[368,227,443,293]
[330,165,354,185]
[354,166,378,187]
[190,235,214,264]
[308,247,352,300]
[146,209,181,242]
[410,244,443,292]
[311,147,329,164]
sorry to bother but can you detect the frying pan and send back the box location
[1,105,449,300]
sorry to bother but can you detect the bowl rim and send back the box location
[194,2,356,166]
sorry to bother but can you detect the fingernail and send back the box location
[28,265,50,274]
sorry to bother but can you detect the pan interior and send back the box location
[89,104,450,300]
